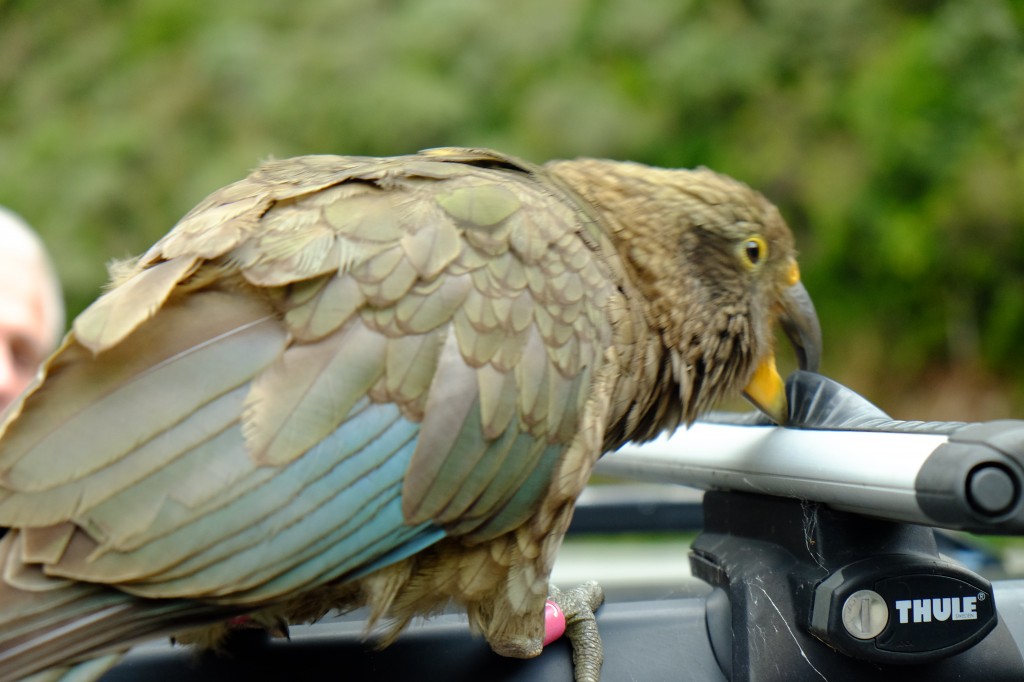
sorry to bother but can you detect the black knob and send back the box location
[967,464,1018,516]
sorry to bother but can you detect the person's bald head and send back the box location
[0,207,64,413]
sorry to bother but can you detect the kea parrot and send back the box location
[0,147,820,681]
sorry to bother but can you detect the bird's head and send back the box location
[547,160,821,425]
[668,170,821,424]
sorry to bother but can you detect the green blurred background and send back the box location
[2,0,1023,419]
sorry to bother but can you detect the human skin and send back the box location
[0,210,62,414]
[0,260,52,412]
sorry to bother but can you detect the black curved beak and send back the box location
[742,270,823,424]
[779,280,822,374]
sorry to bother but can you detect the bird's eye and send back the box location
[741,236,767,269]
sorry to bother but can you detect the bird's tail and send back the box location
[0,532,225,682]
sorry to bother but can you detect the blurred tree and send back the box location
[0,0,1021,417]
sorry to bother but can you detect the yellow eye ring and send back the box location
[740,235,767,269]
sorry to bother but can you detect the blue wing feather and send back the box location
[104,401,446,602]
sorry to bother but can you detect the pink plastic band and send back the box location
[543,599,567,646]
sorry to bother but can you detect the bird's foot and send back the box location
[547,581,605,682]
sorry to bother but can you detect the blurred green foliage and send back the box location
[1,0,1022,417]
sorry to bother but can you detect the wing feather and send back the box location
[72,256,199,353]
[284,274,366,342]
[0,149,620,618]
[242,321,387,467]
[0,388,243,526]
[0,291,284,499]
[401,331,479,523]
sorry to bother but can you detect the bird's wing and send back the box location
[0,149,616,606]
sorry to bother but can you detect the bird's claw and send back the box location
[547,581,605,682]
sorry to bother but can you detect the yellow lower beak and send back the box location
[742,353,787,424]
